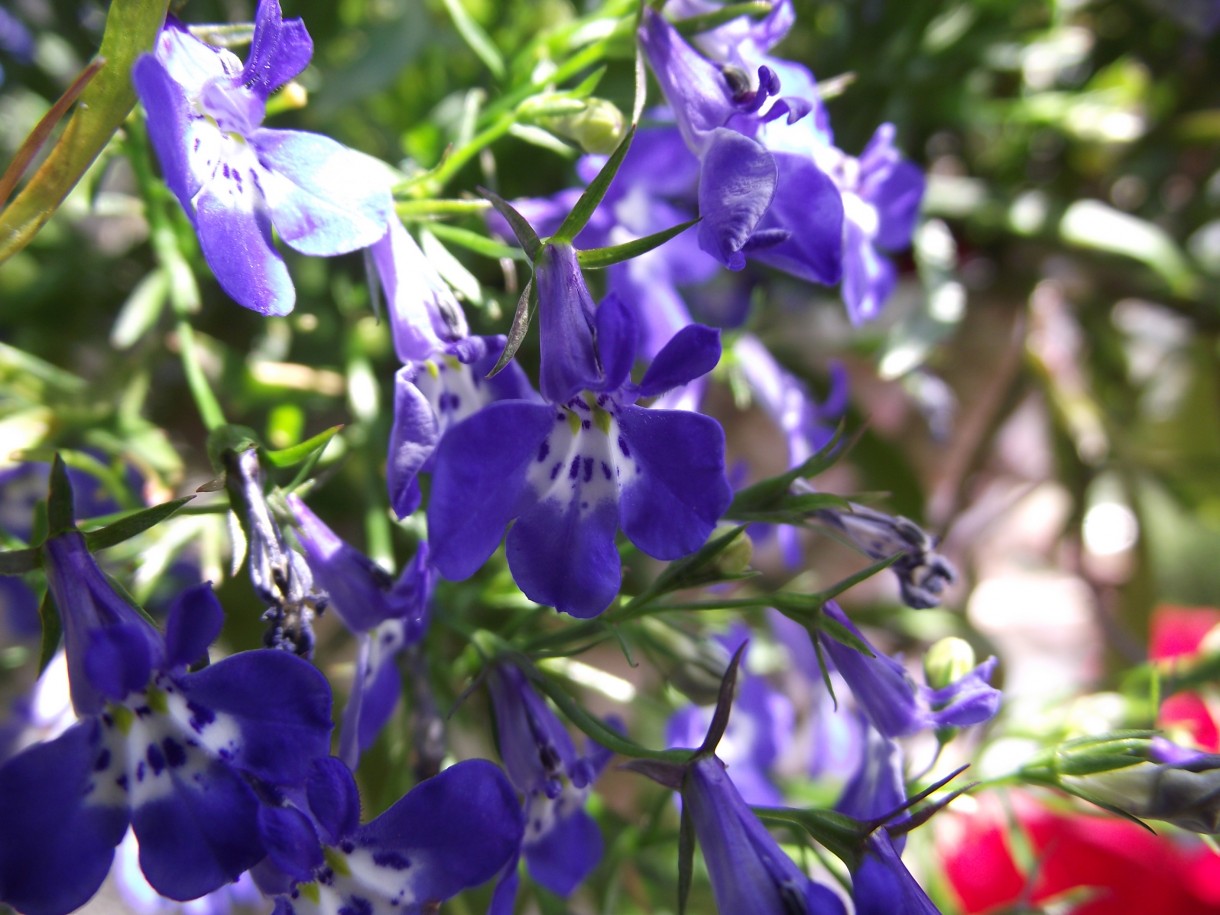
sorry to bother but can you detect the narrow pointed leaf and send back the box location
[0,547,41,575]
[83,496,195,551]
[487,276,535,379]
[439,0,505,78]
[576,218,699,269]
[648,524,749,596]
[552,125,637,244]
[424,222,528,261]
[815,552,903,604]
[479,188,541,259]
[677,799,695,915]
[38,588,61,676]
[263,424,344,469]
[699,640,747,755]
[47,455,77,536]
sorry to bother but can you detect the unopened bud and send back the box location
[923,637,976,691]
[539,98,625,155]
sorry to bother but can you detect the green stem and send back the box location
[174,318,226,431]
[394,198,491,218]
[397,114,516,198]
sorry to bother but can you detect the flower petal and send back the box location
[525,807,603,897]
[388,365,440,518]
[696,128,777,270]
[163,582,224,671]
[427,401,554,581]
[194,178,295,316]
[617,406,732,560]
[0,721,128,915]
[636,323,721,398]
[253,129,393,256]
[751,150,844,284]
[507,496,621,618]
[242,0,313,99]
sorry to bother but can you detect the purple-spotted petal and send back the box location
[696,128,777,270]
[177,650,333,786]
[0,720,128,915]
[427,401,555,581]
[133,758,263,900]
[351,759,524,905]
[253,129,393,256]
[617,406,732,560]
[194,178,295,315]
[636,323,721,398]
[507,497,621,618]
[163,582,224,671]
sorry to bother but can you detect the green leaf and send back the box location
[487,277,535,379]
[206,424,261,474]
[576,218,699,269]
[478,188,541,260]
[263,425,345,469]
[726,427,854,518]
[647,525,751,599]
[814,552,904,604]
[438,0,505,79]
[0,0,171,261]
[424,222,528,261]
[83,495,195,552]
[552,125,637,244]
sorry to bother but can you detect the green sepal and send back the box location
[47,454,77,536]
[754,807,869,872]
[486,277,535,380]
[37,588,61,677]
[552,125,637,244]
[264,424,345,469]
[576,218,699,269]
[0,547,41,575]
[726,426,854,519]
[646,525,752,597]
[423,223,528,261]
[83,495,195,552]
[479,188,541,260]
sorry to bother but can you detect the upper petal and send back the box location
[751,150,845,285]
[696,128,777,270]
[242,0,314,99]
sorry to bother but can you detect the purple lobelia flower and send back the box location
[258,756,524,914]
[289,495,433,768]
[486,664,613,907]
[426,271,732,617]
[132,0,393,315]
[683,754,848,915]
[835,727,940,915]
[818,602,1000,739]
[807,495,955,610]
[0,527,333,914]
[639,8,843,281]
[388,335,539,518]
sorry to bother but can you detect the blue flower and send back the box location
[132,0,394,315]
[289,495,433,768]
[683,755,848,915]
[426,283,732,618]
[835,727,940,915]
[487,664,613,906]
[258,757,524,914]
[639,8,842,279]
[0,541,333,915]
[388,335,539,518]
[818,602,1000,738]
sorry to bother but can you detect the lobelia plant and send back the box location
[6,1,1217,914]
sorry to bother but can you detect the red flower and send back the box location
[1152,605,1220,752]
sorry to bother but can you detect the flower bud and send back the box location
[540,98,626,155]
[923,637,976,691]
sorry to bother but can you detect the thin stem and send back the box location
[174,318,226,431]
